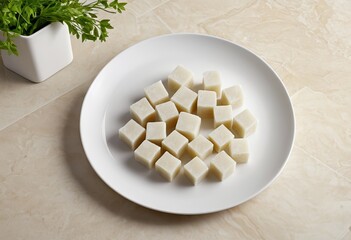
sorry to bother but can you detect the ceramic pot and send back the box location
[0,22,73,83]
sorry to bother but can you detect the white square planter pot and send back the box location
[0,22,73,83]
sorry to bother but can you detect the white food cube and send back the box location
[227,138,249,163]
[134,140,161,168]
[168,65,194,92]
[203,71,221,97]
[130,97,156,127]
[221,85,244,108]
[171,86,197,113]
[155,151,181,181]
[210,151,236,181]
[119,119,146,150]
[184,157,209,185]
[197,90,217,118]
[213,105,233,129]
[155,101,179,129]
[188,135,213,159]
[175,112,201,140]
[146,122,166,145]
[208,124,234,152]
[162,130,189,158]
[144,80,169,107]
[232,109,257,138]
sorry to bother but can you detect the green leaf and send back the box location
[0,0,127,55]
[94,27,99,37]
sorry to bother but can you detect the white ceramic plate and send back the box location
[80,34,295,215]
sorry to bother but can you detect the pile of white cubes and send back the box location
[119,65,257,185]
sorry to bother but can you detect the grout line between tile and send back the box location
[290,86,308,100]
[154,14,173,33]
[0,81,87,133]
[129,1,173,33]
[139,0,171,18]
[296,146,351,184]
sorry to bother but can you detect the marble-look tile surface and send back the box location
[0,11,170,131]
[1,1,351,239]
[342,231,351,240]
[155,0,351,96]
[125,0,153,17]
[0,83,350,240]
[154,0,258,34]
[144,0,170,7]
[239,146,351,240]
[293,87,351,180]
[0,83,263,240]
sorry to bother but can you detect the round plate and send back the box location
[80,34,295,215]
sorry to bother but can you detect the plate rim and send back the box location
[80,33,296,215]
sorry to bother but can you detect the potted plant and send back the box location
[0,0,126,83]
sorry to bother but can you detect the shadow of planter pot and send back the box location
[0,22,73,83]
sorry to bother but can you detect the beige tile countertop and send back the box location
[1,1,351,239]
